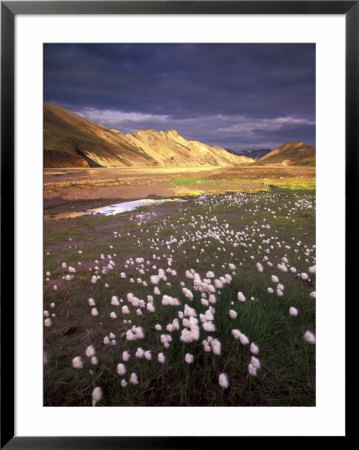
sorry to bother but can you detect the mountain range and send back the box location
[44,104,254,168]
[231,148,273,160]
[44,104,315,168]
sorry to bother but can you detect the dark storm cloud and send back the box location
[44,43,315,151]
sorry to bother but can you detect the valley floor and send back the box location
[44,165,315,215]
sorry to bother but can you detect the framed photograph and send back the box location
[1,0,355,446]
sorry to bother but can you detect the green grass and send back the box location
[44,190,315,406]
[171,174,315,197]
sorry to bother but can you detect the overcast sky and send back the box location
[44,43,315,152]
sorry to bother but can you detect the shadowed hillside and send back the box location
[257,141,315,166]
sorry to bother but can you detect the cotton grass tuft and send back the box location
[92,386,102,406]
[218,373,229,389]
[72,356,83,369]
[304,331,316,344]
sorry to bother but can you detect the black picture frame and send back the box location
[1,1,356,447]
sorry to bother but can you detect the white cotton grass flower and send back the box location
[122,351,130,362]
[310,291,316,299]
[248,363,257,377]
[271,275,279,283]
[121,379,127,388]
[91,386,102,406]
[232,329,241,340]
[214,279,223,289]
[267,287,274,294]
[237,292,246,302]
[289,307,298,316]
[251,356,261,369]
[72,356,83,369]
[91,308,98,317]
[160,334,172,346]
[277,264,288,272]
[185,353,194,364]
[117,363,126,376]
[250,342,259,355]
[111,296,119,306]
[239,333,249,346]
[144,350,152,360]
[53,285,57,291]
[301,272,309,280]
[232,329,249,345]
[209,294,216,304]
[304,331,316,344]
[109,332,116,340]
[202,340,211,352]
[122,305,130,314]
[229,309,237,319]
[129,372,138,385]
[91,356,98,365]
[202,321,216,332]
[256,262,264,272]
[218,373,229,389]
[50,302,55,309]
[162,295,180,306]
[309,265,316,274]
[44,318,52,327]
[85,345,95,358]
[126,326,144,341]
[44,310,49,317]
[136,347,144,358]
[103,336,110,345]
[88,298,96,306]
[212,339,221,355]
[150,275,160,285]
[158,353,165,364]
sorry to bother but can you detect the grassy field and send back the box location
[44,188,316,406]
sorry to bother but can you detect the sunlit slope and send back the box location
[257,142,315,166]
[44,103,255,168]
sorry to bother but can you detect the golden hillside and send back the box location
[44,103,255,168]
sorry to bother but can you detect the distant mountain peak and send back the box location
[166,129,180,136]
